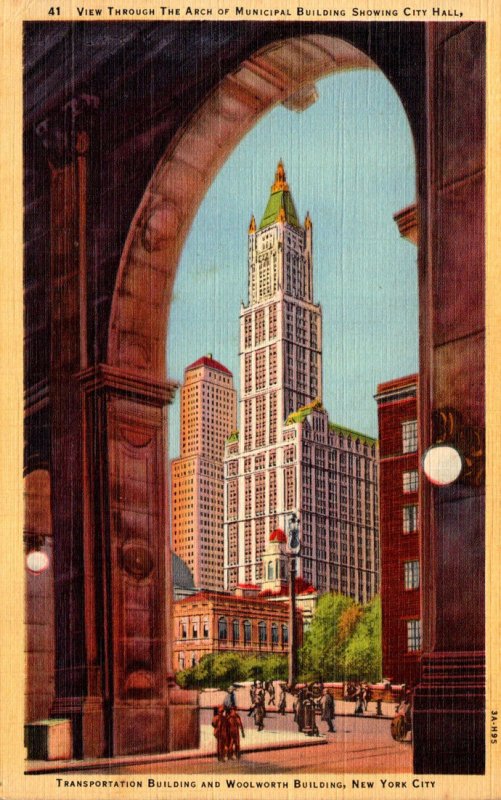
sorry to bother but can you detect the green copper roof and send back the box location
[328,422,377,447]
[258,161,300,230]
[226,430,239,443]
[259,189,300,229]
[285,399,323,425]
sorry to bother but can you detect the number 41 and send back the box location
[48,7,60,14]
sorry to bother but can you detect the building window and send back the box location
[267,561,274,580]
[407,619,422,651]
[233,619,240,643]
[282,624,289,645]
[191,653,197,667]
[244,314,252,349]
[192,623,198,638]
[271,623,279,645]
[218,617,227,641]
[180,622,187,639]
[258,621,267,644]
[244,619,251,644]
[178,652,185,670]
[403,470,419,493]
[403,505,418,533]
[255,308,265,344]
[402,420,418,454]
[404,560,420,589]
[203,619,209,638]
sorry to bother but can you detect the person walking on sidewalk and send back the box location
[278,683,287,715]
[212,706,229,761]
[227,707,245,759]
[254,690,265,731]
[320,688,336,733]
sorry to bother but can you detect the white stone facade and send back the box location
[223,165,379,602]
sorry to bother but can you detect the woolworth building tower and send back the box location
[223,163,379,601]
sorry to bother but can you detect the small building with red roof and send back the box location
[172,589,302,672]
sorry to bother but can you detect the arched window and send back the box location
[271,623,279,645]
[244,619,251,644]
[233,619,240,642]
[282,624,289,645]
[218,617,228,640]
[191,653,197,667]
[258,621,267,644]
[178,652,185,669]
[276,559,281,579]
[267,561,274,580]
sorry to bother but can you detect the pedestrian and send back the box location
[266,680,276,706]
[278,683,287,715]
[254,691,265,731]
[320,688,336,733]
[227,707,245,759]
[212,705,229,761]
[248,681,256,717]
[354,684,364,715]
[294,688,305,731]
[223,684,237,712]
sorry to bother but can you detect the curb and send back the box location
[25,735,327,775]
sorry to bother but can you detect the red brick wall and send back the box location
[377,385,421,686]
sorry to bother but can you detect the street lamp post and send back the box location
[287,512,301,690]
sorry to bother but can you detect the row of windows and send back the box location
[218,617,288,645]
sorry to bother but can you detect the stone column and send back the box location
[79,366,198,756]
[37,97,198,757]
[36,95,100,757]
[413,22,485,774]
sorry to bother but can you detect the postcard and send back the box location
[1,1,499,798]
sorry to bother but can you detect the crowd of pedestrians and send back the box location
[212,678,340,760]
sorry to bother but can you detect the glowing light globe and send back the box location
[423,444,462,486]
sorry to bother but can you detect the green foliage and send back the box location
[175,651,288,690]
[344,595,382,683]
[299,593,355,681]
[299,593,382,683]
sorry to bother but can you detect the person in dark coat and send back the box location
[278,683,287,715]
[320,688,336,732]
[254,688,265,731]
[212,706,229,761]
[227,707,245,759]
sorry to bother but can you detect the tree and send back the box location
[299,593,356,681]
[343,596,382,682]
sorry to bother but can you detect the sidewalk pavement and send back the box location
[26,684,396,775]
[26,722,327,775]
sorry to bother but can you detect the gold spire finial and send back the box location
[272,160,289,192]
[248,215,256,233]
[276,206,286,223]
[305,211,312,229]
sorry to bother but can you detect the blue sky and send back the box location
[167,68,417,458]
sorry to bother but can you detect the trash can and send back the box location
[24,719,73,761]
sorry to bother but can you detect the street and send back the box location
[96,709,412,775]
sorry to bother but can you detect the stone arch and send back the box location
[107,35,388,378]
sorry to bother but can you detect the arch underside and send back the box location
[108,35,378,379]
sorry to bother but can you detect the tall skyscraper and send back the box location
[224,163,379,600]
[171,355,237,591]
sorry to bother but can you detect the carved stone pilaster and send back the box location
[35,94,99,168]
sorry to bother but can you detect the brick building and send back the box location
[171,355,237,590]
[172,590,302,672]
[375,374,421,686]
